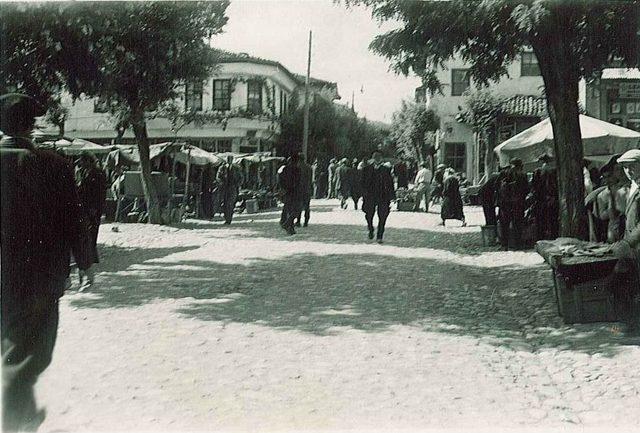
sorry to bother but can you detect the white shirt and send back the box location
[414,167,432,185]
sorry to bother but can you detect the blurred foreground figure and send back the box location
[1,93,93,431]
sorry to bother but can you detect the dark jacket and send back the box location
[299,162,313,200]
[216,163,243,197]
[1,137,91,301]
[362,163,395,204]
[279,162,302,202]
[76,165,108,223]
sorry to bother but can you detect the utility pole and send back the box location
[302,30,312,160]
[351,91,355,112]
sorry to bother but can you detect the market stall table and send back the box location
[536,238,619,324]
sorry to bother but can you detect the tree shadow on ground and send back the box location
[70,246,637,356]
[242,220,494,256]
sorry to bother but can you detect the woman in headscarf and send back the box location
[440,167,466,227]
[75,153,107,264]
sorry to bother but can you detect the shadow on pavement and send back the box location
[70,244,637,356]
[241,221,493,256]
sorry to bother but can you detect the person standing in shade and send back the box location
[609,149,640,335]
[431,163,446,205]
[279,153,302,235]
[295,153,313,227]
[327,158,337,199]
[362,151,396,243]
[335,158,351,209]
[216,155,243,225]
[497,158,529,250]
[393,159,409,189]
[1,93,93,431]
[75,153,107,278]
[440,168,467,227]
[478,167,505,227]
[413,162,433,212]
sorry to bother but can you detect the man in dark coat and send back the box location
[497,158,530,250]
[279,153,302,235]
[478,167,505,226]
[295,154,313,227]
[216,155,243,225]
[530,154,559,240]
[362,151,396,243]
[1,93,93,431]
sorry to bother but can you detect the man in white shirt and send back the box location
[413,162,433,212]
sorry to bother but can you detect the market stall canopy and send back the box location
[172,144,224,167]
[494,115,640,169]
[40,137,113,155]
[108,142,176,166]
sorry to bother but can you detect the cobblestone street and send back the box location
[38,200,640,432]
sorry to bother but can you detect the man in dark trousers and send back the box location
[497,158,530,250]
[1,93,93,431]
[362,151,396,243]
[279,153,302,235]
[216,155,243,225]
[295,153,313,227]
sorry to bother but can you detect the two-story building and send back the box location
[48,51,339,154]
[417,51,546,182]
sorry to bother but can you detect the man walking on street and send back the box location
[311,158,319,199]
[295,153,313,227]
[413,162,432,212]
[362,151,395,243]
[216,155,243,225]
[1,93,94,432]
[335,158,351,209]
[279,153,302,235]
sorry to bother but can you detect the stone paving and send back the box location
[37,200,640,432]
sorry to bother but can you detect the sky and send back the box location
[212,0,422,123]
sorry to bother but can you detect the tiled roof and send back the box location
[501,95,547,117]
[601,68,640,80]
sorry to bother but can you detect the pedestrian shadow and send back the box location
[69,250,636,356]
[91,244,200,274]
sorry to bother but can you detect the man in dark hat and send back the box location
[279,153,302,235]
[497,157,530,250]
[361,150,395,243]
[1,93,93,431]
[216,155,243,225]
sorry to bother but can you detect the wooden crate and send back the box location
[554,270,618,324]
[245,199,259,214]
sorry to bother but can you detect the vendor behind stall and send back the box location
[610,149,640,334]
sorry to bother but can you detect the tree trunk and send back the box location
[131,112,162,224]
[57,122,65,139]
[533,33,587,239]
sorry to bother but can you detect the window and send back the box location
[213,80,231,111]
[444,142,466,173]
[451,69,470,96]
[521,52,540,76]
[247,80,263,115]
[94,96,109,113]
[185,81,203,111]
[216,139,232,153]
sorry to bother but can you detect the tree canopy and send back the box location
[1,1,230,223]
[389,100,439,163]
[348,0,639,238]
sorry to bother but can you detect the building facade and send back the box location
[417,52,546,182]
[584,68,640,132]
[48,52,339,154]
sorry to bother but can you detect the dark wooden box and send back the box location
[537,240,619,324]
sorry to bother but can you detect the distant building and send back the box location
[44,51,340,154]
[584,68,640,132]
[418,51,546,182]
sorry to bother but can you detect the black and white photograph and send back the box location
[1,0,640,432]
